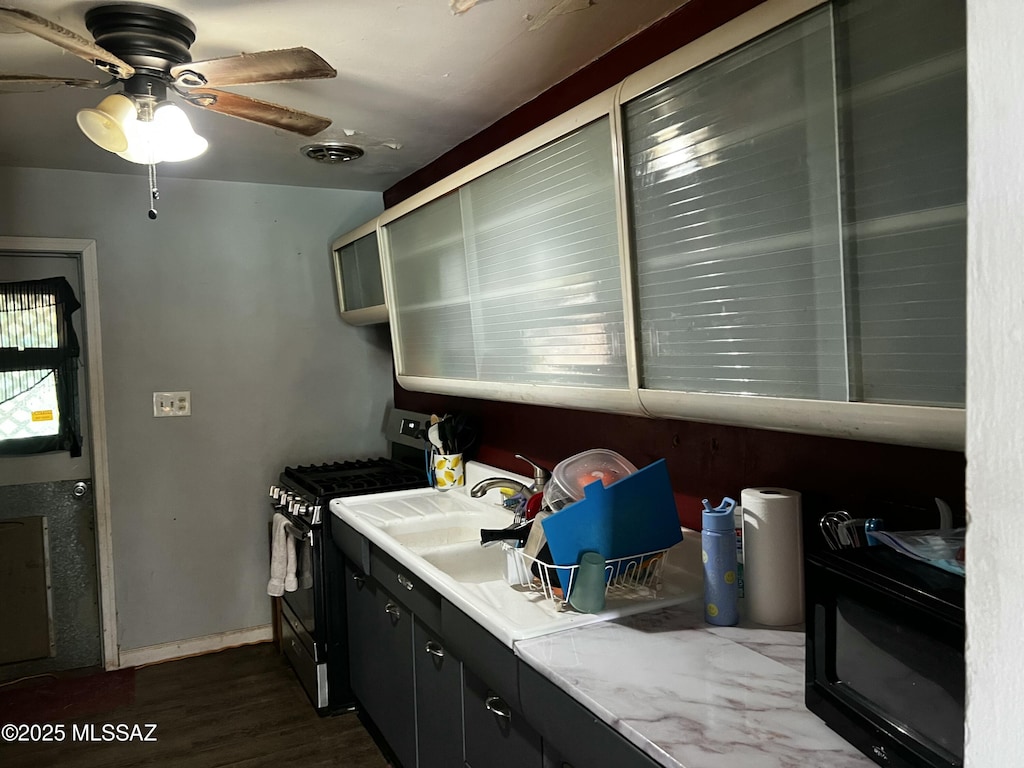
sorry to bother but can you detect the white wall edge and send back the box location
[117,625,273,669]
[0,236,120,670]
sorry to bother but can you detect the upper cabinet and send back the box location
[381,108,640,415]
[624,0,966,446]
[373,0,966,449]
[332,219,388,325]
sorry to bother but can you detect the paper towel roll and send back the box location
[741,488,803,626]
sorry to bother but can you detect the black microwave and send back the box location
[805,546,965,767]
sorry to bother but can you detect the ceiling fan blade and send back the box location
[184,88,331,137]
[0,73,107,88]
[171,47,336,88]
[0,6,134,80]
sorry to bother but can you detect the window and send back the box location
[0,277,83,456]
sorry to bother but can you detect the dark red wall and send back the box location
[394,390,964,537]
[383,0,966,541]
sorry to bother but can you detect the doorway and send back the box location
[0,237,116,675]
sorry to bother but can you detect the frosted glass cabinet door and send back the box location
[626,0,966,409]
[626,8,847,402]
[460,118,627,389]
[386,193,477,381]
[834,0,967,407]
[384,118,628,391]
[333,230,387,325]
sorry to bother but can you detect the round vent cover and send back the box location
[301,142,364,163]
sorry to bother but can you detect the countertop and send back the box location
[514,601,875,768]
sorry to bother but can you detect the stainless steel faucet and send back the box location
[469,454,549,498]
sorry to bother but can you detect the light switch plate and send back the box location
[153,391,191,417]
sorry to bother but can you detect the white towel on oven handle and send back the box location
[267,512,298,596]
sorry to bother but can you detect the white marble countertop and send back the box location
[515,601,875,768]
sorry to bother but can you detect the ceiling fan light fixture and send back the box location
[107,99,207,165]
[151,102,208,162]
[76,93,134,152]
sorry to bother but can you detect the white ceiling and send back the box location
[0,0,685,192]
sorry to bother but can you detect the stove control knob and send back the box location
[296,503,308,516]
[269,485,280,500]
[278,492,292,509]
[311,505,322,524]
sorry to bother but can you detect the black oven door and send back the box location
[806,548,964,768]
[279,514,320,658]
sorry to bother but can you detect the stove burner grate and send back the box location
[282,457,426,501]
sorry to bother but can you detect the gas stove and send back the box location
[268,408,431,715]
[280,457,426,505]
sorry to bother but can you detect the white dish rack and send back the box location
[502,542,669,610]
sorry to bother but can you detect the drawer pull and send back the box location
[397,573,414,591]
[424,641,445,658]
[484,695,511,720]
[351,573,366,587]
[384,601,401,619]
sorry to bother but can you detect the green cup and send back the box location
[569,551,607,613]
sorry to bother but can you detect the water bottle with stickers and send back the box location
[702,497,739,626]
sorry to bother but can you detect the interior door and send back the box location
[0,252,101,680]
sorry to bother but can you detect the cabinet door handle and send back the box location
[384,601,401,620]
[351,573,365,587]
[484,695,511,720]
[397,573,414,591]
[424,641,445,658]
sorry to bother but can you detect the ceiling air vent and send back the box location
[301,141,364,163]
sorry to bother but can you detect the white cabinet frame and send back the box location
[331,218,388,326]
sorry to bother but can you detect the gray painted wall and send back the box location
[0,166,394,652]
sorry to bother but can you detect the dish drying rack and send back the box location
[501,543,669,610]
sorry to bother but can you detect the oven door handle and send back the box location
[282,517,312,545]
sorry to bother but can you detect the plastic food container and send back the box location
[543,449,638,511]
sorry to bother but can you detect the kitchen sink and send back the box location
[329,465,703,647]
[417,540,508,584]
[382,510,512,551]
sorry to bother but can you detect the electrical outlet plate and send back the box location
[153,391,191,417]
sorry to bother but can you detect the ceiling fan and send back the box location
[0,3,337,142]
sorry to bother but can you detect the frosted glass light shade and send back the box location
[116,118,159,164]
[116,102,208,164]
[152,103,208,162]
[76,94,135,153]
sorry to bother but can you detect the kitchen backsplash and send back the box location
[393,388,966,543]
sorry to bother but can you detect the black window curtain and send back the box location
[0,277,83,457]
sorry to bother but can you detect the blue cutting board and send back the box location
[541,459,683,592]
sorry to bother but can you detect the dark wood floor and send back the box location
[0,643,389,768]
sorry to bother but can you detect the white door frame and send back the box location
[0,236,118,670]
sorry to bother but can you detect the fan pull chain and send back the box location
[147,162,159,220]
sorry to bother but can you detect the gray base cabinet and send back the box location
[334,519,660,768]
[519,660,662,768]
[464,666,542,768]
[345,562,416,768]
[413,619,464,768]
